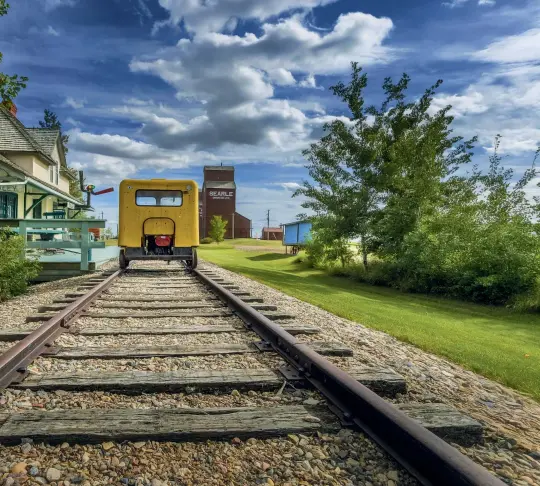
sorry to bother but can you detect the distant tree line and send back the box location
[295,62,540,308]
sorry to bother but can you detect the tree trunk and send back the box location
[361,235,368,270]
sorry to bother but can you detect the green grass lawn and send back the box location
[201,238,283,249]
[199,245,540,400]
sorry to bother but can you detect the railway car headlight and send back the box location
[186,184,192,191]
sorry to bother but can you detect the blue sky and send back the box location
[1,0,539,236]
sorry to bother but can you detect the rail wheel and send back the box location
[119,250,129,269]
[186,248,198,271]
[191,248,198,270]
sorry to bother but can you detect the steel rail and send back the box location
[0,269,123,388]
[193,268,505,486]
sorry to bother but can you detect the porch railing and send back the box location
[0,219,106,271]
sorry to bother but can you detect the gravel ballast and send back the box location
[1,258,539,484]
[198,260,540,485]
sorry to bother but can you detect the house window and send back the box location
[55,167,58,185]
[0,192,18,219]
[49,165,54,183]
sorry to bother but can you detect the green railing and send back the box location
[0,219,106,271]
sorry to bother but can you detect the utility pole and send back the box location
[265,210,271,240]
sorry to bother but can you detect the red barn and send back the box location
[262,227,283,241]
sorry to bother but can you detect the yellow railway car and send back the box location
[118,179,199,269]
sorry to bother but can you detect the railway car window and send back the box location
[135,190,183,206]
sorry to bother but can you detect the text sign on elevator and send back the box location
[209,191,234,200]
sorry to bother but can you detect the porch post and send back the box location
[19,220,27,258]
[80,222,90,271]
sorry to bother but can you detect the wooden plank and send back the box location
[99,296,219,302]
[44,343,258,359]
[16,368,284,392]
[83,324,241,335]
[125,269,184,273]
[14,366,404,397]
[80,310,233,319]
[73,325,239,336]
[0,329,35,342]
[112,284,195,289]
[309,342,353,357]
[27,310,233,322]
[97,302,221,310]
[345,366,406,396]
[251,305,278,311]
[28,310,293,322]
[0,323,321,341]
[117,278,197,282]
[38,304,68,312]
[41,342,348,359]
[0,405,338,445]
[27,241,105,250]
[395,403,483,446]
[261,312,295,321]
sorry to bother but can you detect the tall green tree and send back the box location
[39,109,70,154]
[295,62,477,262]
[0,1,29,106]
[39,109,82,199]
[209,215,227,244]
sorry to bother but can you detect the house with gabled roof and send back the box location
[0,103,82,220]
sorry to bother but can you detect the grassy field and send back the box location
[199,240,540,400]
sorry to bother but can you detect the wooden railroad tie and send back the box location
[0,405,339,445]
[100,296,219,302]
[26,310,241,322]
[38,302,224,312]
[0,324,320,342]
[0,402,482,446]
[14,367,404,397]
[39,342,353,359]
[27,310,293,321]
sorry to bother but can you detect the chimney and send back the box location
[1,101,17,117]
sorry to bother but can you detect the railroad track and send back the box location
[0,262,505,486]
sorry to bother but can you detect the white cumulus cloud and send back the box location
[155,0,338,34]
[473,28,540,64]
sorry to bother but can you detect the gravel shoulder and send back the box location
[199,260,540,485]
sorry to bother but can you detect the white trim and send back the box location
[27,178,82,206]
[0,181,27,186]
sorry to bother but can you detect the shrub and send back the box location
[209,215,227,244]
[0,229,41,301]
[200,237,213,244]
[304,237,326,267]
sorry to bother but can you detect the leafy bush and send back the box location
[209,215,227,244]
[304,237,326,267]
[200,237,213,244]
[0,229,41,301]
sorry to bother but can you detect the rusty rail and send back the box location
[193,268,504,486]
[0,269,123,388]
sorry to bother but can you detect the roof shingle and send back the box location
[26,128,60,156]
[0,105,56,165]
